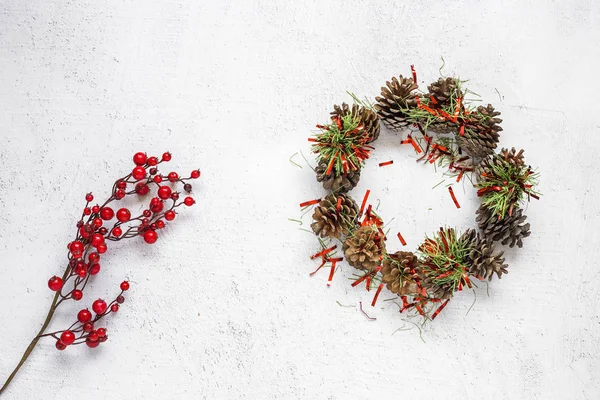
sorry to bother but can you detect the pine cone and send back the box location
[466,234,508,280]
[458,104,502,158]
[315,158,361,193]
[476,204,531,248]
[421,276,454,300]
[427,120,457,134]
[374,75,418,131]
[331,103,380,143]
[310,194,359,239]
[342,226,385,271]
[475,147,526,183]
[427,77,463,107]
[499,147,526,168]
[381,251,420,295]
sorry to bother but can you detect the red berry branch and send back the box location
[0,152,200,396]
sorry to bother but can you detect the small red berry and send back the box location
[148,156,158,166]
[99,336,108,343]
[116,295,125,304]
[133,152,147,166]
[91,205,100,214]
[164,210,176,221]
[88,252,100,263]
[93,218,103,228]
[92,299,107,315]
[97,243,107,254]
[184,197,195,206]
[115,189,126,199]
[143,230,158,244]
[167,172,178,182]
[89,263,101,275]
[98,227,108,235]
[100,207,114,221]
[120,281,130,291]
[85,193,94,202]
[136,182,150,195]
[184,183,192,193]
[171,193,179,201]
[116,208,131,222]
[77,268,87,278]
[83,207,91,216]
[162,152,172,162]
[153,175,163,184]
[48,276,63,291]
[149,167,158,175]
[156,220,165,229]
[77,309,92,323]
[60,330,76,346]
[112,227,123,237]
[55,341,66,351]
[111,304,119,313]
[86,338,100,348]
[132,166,146,181]
[97,328,107,338]
[83,322,94,333]
[91,233,104,248]
[117,180,127,190]
[72,290,83,301]
[143,210,151,217]
[191,170,201,179]
[157,186,172,200]
[69,241,84,254]
[150,198,164,213]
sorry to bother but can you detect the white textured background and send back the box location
[1,1,599,399]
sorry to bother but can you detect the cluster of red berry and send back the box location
[45,152,200,350]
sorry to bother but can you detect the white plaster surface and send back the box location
[0,1,599,399]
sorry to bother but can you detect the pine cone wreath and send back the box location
[315,158,361,193]
[342,225,386,271]
[476,204,531,248]
[466,234,508,280]
[374,75,418,131]
[458,104,502,158]
[381,251,420,295]
[331,103,380,143]
[310,193,359,239]
[427,77,463,107]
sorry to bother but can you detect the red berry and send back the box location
[116,208,131,222]
[136,182,150,195]
[148,156,158,166]
[92,299,107,315]
[184,197,195,206]
[117,295,125,304]
[191,170,201,179]
[157,186,172,200]
[83,207,91,216]
[83,322,94,333]
[91,205,100,214]
[77,309,92,323]
[91,233,104,248]
[112,227,123,237]
[143,230,158,244]
[153,175,162,184]
[72,289,83,301]
[48,276,63,291]
[164,210,176,221]
[133,152,147,166]
[97,243,107,254]
[117,180,127,190]
[162,152,172,162]
[60,330,76,346]
[120,281,130,291]
[93,217,103,228]
[149,167,157,175]
[85,193,94,202]
[89,263,101,275]
[115,189,126,199]
[132,166,146,181]
[171,192,179,200]
[100,207,114,220]
[167,172,178,182]
[99,336,108,343]
[69,241,84,254]
[150,198,164,213]
[88,252,100,263]
[111,304,119,313]
[156,220,165,229]
[77,268,87,278]
[99,227,108,235]
[86,338,99,348]
[55,341,66,351]
[97,328,107,338]
[184,183,192,193]
[143,210,151,217]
